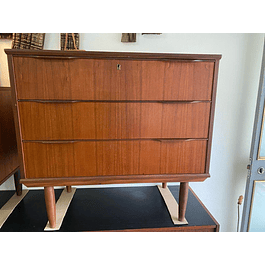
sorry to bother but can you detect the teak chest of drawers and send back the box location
[6,49,221,228]
[0,87,19,187]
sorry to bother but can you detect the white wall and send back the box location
[0,33,264,232]
[0,39,12,86]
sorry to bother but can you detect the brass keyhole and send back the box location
[117,64,121,70]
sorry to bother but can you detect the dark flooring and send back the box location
[0,185,217,232]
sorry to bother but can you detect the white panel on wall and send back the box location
[43,33,60,50]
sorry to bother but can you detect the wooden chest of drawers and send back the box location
[6,49,221,228]
[0,87,19,185]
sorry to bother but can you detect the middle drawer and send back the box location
[18,101,211,140]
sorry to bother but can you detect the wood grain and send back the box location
[163,61,214,100]
[205,60,220,173]
[7,55,27,180]
[160,139,207,174]
[18,101,210,140]
[5,50,222,228]
[14,57,214,101]
[96,140,140,176]
[13,58,142,101]
[13,58,95,100]
[0,88,19,185]
[139,140,161,174]
[44,187,56,228]
[140,103,163,138]
[20,174,210,187]
[93,59,121,100]
[6,50,221,191]
[22,139,207,178]
[5,49,222,61]
[18,101,96,140]
[73,141,97,177]
[94,59,142,100]
[141,61,214,100]
[68,59,95,99]
[179,182,189,221]
[161,102,211,138]
[141,61,165,100]
[95,102,141,139]
[22,142,97,178]
[14,57,71,100]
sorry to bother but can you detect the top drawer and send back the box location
[13,57,214,101]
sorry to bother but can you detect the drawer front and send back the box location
[18,102,211,140]
[139,140,207,175]
[13,57,95,100]
[23,141,97,178]
[22,140,207,178]
[18,101,96,140]
[13,58,141,100]
[160,140,207,174]
[141,60,214,101]
[14,57,214,101]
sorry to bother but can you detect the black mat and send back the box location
[0,185,217,232]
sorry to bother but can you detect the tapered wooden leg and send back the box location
[162,182,167,189]
[44,187,56,228]
[178,182,189,222]
[14,170,22,196]
[66,186,72,193]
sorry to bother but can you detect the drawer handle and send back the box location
[40,141,76,144]
[35,56,78,60]
[190,101,203,104]
[159,100,207,104]
[153,139,202,142]
[153,139,179,142]
[36,100,79,103]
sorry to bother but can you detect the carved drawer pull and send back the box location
[36,100,79,103]
[40,141,76,144]
[35,56,78,60]
[153,139,181,142]
[159,100,207,104]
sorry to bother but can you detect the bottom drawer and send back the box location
[22,140,207,178]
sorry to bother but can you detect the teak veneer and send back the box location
[5,49,221,228]
[0,87,21,195]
